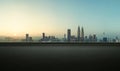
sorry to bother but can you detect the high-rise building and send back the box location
[77,26,80,41]
[42,33,45,39]
[26,34,29,41]
[81,27,84,41]
[67,29,71,42]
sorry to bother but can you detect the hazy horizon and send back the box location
[0,0,120,38]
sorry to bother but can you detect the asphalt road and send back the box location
[0,45,120,70]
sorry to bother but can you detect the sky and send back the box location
[0,0,120,38]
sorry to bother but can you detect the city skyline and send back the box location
[0,25,119,43]
[19,26,119,43]
[0,0,120,38]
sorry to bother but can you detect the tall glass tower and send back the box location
[77,26,80,41]
[81,27,84,41]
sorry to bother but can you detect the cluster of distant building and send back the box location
[25,34,33,42]
[65,26,97,42]
[24,33,60,42]
[23,26,120,43]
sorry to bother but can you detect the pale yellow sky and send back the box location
[0,1,60,37]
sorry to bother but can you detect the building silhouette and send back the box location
[26,34,29,42]
[77,26,80,41]
[42,33,45,40]
[67,29,71,42]
[40,33,59,42]
[25,34,33,42]
[81,27,84,41]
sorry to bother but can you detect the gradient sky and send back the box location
[0,0,120,38]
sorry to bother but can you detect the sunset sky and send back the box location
[0,0,120,38]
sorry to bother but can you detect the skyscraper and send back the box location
[77,26,80,41]
[42,33,45,39]
[81,27,84,41]
[26,34,29,42]
[67,29,71,42]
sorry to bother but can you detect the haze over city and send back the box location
[0,0,120,38]
[0,1,120,70]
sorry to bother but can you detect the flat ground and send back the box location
[0,45,120,70]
